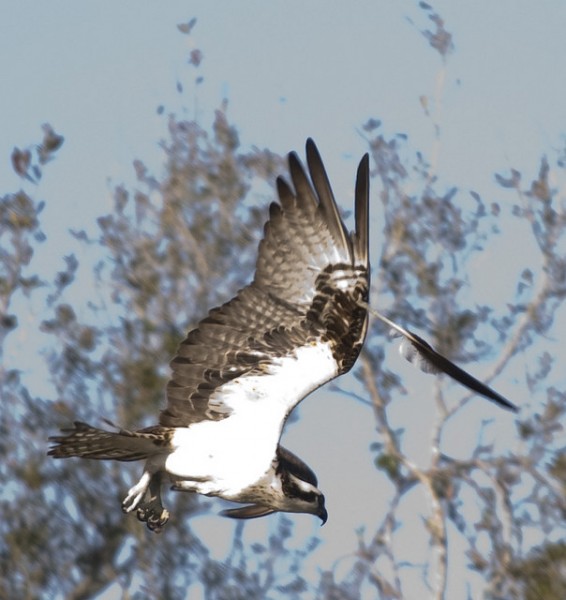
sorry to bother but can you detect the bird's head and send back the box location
[276,444,327,524]
[279,469,328,524]
[220,445,328,524]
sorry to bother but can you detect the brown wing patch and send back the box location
[161,140,371,428]
[162,285,314,427]
[307,264,369,374]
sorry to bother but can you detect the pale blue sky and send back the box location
[3,2,566,598]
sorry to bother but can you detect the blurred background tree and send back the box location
[2,10,566,600]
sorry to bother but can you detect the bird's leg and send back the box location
[122,470,152,513]
[136,472,170,533]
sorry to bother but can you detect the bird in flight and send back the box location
[49,139,370,532]
[49,139,516,533]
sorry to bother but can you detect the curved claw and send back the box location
[137,504,170,533]
[129,470,170,532]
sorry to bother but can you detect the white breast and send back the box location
[165,340,338,497]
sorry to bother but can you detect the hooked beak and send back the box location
[318,506,328,526]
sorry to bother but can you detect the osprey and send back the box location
[49,139,516,533]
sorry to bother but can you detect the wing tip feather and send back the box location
[305,139,352,258]
[354,152,370,269]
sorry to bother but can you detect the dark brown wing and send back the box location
[373,311,517,412]
[161,139,370,427]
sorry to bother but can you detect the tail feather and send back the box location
[48,421,171,462]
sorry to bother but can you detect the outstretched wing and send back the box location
[161,139,370,428]
[373,311,517,412]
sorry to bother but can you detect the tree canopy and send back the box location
[2,13,566,600]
